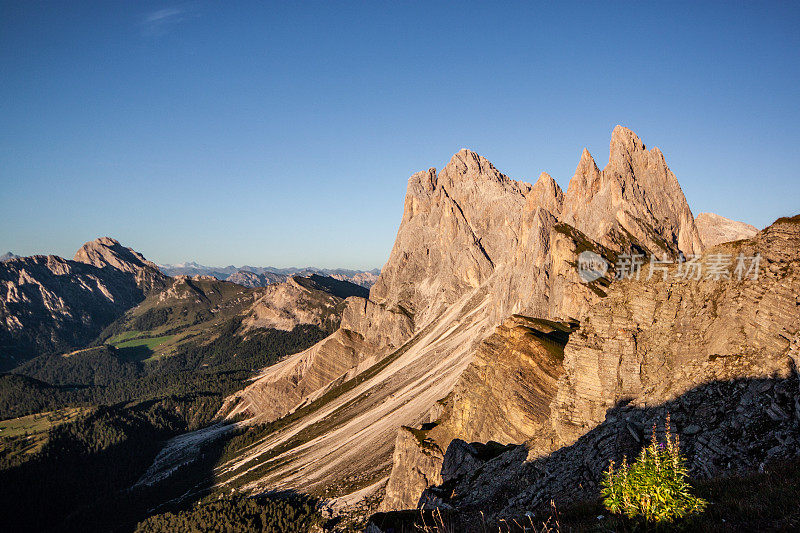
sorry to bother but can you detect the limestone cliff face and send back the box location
[0,239,167,369]
[430,316,573,448]
[379,316,574,512]
[410,216,800,524]
[554,215,800,444]
[380,427,444,512]
[562,126,704,256]
[695,212,759,248]
[370,151,531,329]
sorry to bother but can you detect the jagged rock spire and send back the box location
[563,125,704,256]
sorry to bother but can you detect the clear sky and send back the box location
[2,1,798,269]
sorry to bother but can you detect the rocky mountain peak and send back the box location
[446,148,494,176]
[440,149,531,192]
[695,212,759,247]
[607,125,667,176]
[73,237,158,274]
[565,148,602,203]
[372,148,535,327]
[562,126,704,256]
[205,133,760,513]
[609,124,646,156]
[529,172,564,216]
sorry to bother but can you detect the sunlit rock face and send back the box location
[554,215,800,445]
[412,216,800,524]
[695,211,758,248]
[430,316,574,448]
[562,126,704,257]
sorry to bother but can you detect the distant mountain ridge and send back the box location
[0,235,374,371]
[158,262,380,288]
[0,238,168,370]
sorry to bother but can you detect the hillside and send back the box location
[0,266,361,530]
[3,272,363,418]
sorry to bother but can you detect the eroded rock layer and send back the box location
[555,215,800,444]
[379,316,575,511]
[412,215,800,525]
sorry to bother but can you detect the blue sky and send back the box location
[1,1,798,269]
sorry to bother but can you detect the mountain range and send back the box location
[158,262,380,288]
[0,126,796,532]
[0,237,368,371]
[127,127,797,531]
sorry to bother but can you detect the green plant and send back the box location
[601,415,707,524]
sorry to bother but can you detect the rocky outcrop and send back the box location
[695,212,759,248]
[296,274,370,300]
[226,270,287,287]
[554,215,799,444]
[241,276,344,333]
[432,317,573,450]
[380,427,444,512]
[224,294,413,422]
[379,316,575,511]
[562,126,704,256]
[411,215,800,524]
[413,368,800,530]
[0,239,165,369]
[529,173,564,217]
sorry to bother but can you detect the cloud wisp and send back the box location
[141,7,187,37]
